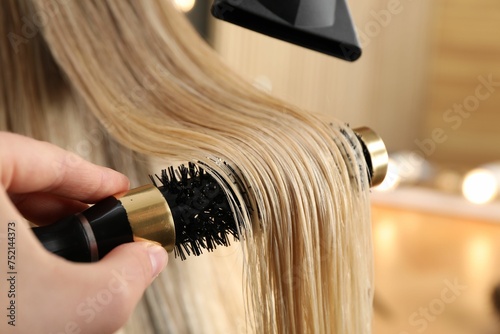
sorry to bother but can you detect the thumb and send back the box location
[76,242,168,333]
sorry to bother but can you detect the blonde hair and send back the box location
[1,0,373,333]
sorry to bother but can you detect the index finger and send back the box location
[0,132,130,202]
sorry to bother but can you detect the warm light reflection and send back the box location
[462,168,499,204]
[374,219,397,262]
[465,237,492,276]
[374,158,400,191]
[391,151,432,183]
[174,0,195,12]
[376,221,396,243]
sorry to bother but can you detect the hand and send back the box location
[0,132,168,334]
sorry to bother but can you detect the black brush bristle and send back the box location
[150,162,238,260]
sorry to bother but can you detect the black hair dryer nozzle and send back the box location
[211,0,361,61]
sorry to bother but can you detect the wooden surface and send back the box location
[422,0,500,166]
[372,204,500,334]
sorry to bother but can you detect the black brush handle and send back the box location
[32,197,134,262]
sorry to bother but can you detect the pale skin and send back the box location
[0,132,168,334]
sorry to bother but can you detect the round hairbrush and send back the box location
[32,163,238,262]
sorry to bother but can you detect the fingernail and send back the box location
[145,243,168,279]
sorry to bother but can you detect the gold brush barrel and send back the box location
[120,185,176,252]
[353,127,389,187]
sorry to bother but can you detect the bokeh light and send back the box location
[174,0,196,13]
[462,168,499,204]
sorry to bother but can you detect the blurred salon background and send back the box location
[177,1,500,333]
